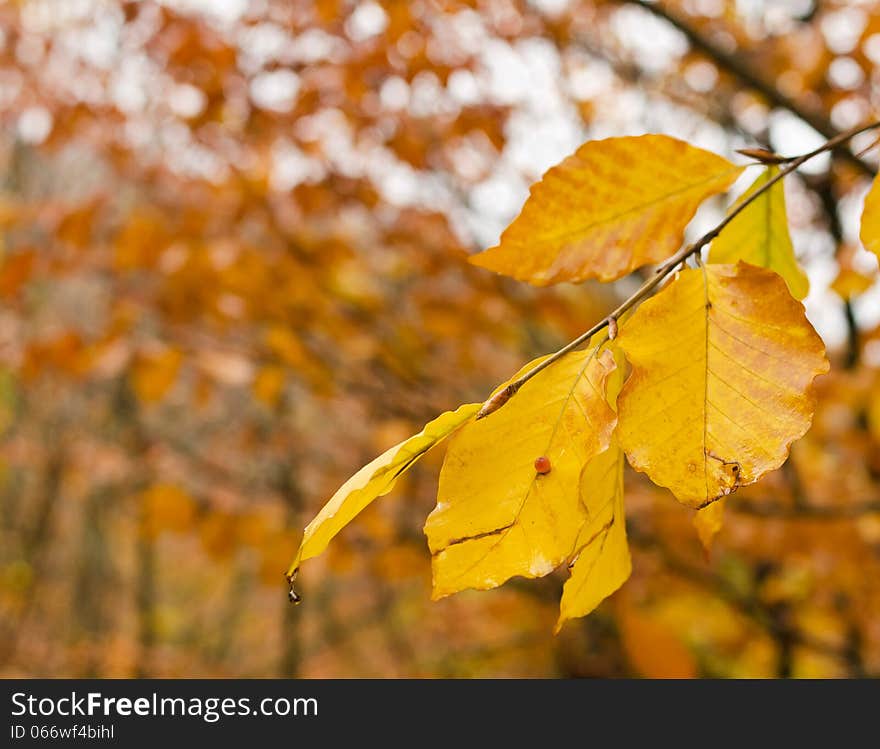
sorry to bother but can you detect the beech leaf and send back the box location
[708,166,809,300]
[693,498,726,556]
[287,403,480,576]
[616,262,829,508]
[556,439,630,631]
[426,343,618,598]
[469,134,743,285]
[860,173,880,260]
[557,345,630,630]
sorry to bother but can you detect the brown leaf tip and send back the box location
[735,147,787,164]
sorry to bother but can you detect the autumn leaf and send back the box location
[860,174,880,260]
[693,498,726,556]
[426,343,618,598]
[617,599,699,678]
[557,344,630,631]
[830,267,874,300]
[287,403,480,576]
[10,0,880,680]
[616,262,829,508]
[199,512,239,561]
[130,346,183,403]
[264,325,307,367]
[469,135,743,285]
[556,440,630,631]
[708,166,809,299]
[0,249,34,296]
[253,365,286,407]
[141,483,197,538]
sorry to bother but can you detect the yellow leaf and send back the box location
[557,344,630,630]
[860,174,880,260]
[426,343,618,599]
[469,135,743,285]
[287,403,480,576]
[708,166,808,300]
[556,440,630,632]
[830,267,874,301]
[617,262,829,508]
[693,498,726,555]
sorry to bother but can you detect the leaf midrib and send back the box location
[506,166,743,247]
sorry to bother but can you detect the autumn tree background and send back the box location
[1,0,880,678]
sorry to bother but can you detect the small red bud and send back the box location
[534,456,552,475]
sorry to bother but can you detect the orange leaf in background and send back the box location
[199,512,239,561]
[470,135,743,285]
[0,197,23,229]
[258,533,296,586]
[141,483,196,538]
[0,250,34,296]
[372,545,428,582]
[253,365,286,407]
[114,209,169,271]
[22,331,84,379]
[56,199,100,251]
[236,512,271,548]
[264,325,307,368]
[130,346,183,403]
[618,601,699,678]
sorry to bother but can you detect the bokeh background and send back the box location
[1,0,880,678]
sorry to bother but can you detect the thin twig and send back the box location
[476,120,880,420]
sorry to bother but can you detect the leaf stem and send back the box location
[475,120,880,420]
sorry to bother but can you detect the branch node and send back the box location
[607,316,619,340]
[476,383,519,420]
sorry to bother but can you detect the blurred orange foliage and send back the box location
[0,0,878,677]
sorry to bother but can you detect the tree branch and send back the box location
[617,0,877,178]
[476,120,880,420]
